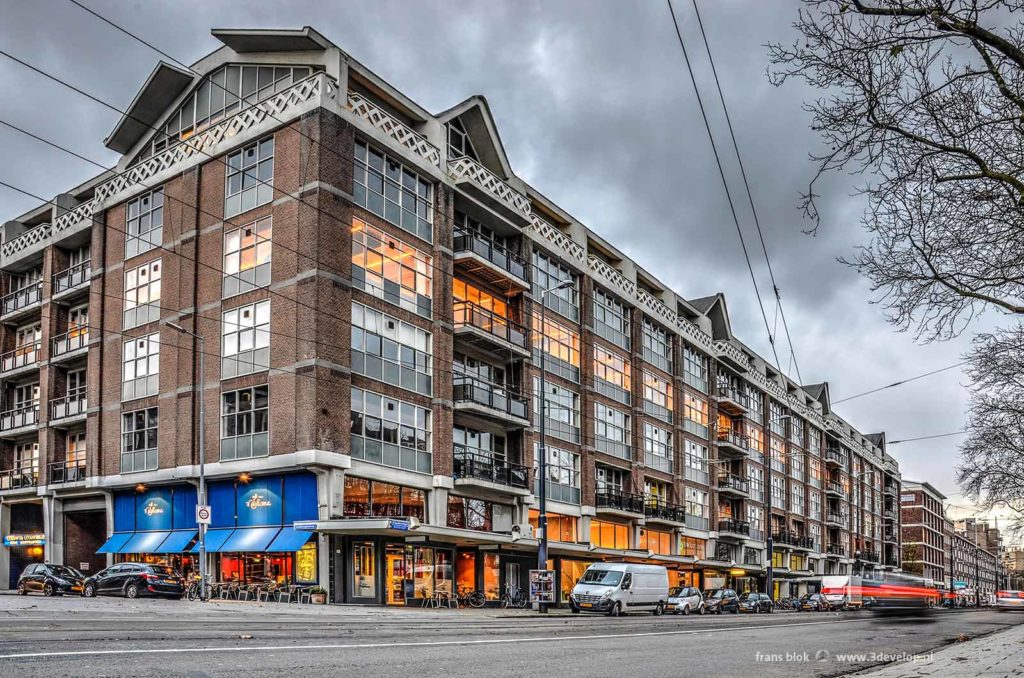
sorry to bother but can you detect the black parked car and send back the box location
[17,563,84,596]
[798,593,832,611]
[703,588,740,614]
[737,591,774,613]
[82,563,185,599]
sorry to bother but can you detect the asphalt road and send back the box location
[0,594,1020,677]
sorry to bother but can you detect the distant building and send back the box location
[900,481,948,586]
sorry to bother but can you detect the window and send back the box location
[533,443,581,504]
[771,474,786,509]
[792,483,805,515]
[225,137,274,217]
[532,312,580,382]
[684,440,709,484]
[639,528,672,555]
[66,431,86,465]
[354,140,433,242]
[528,510,578,542]
[744,387,764,422]
[351,302,432,395]
[343,476,426,521]
[447,495,505,532]
[123,260,161,329]
[590,520,630,549]
[643,422,673,474]
[770,436,786,472]
[533,377,580,443]
[596,466,626,494]
[809,457,822,488]
[810,523,821,550]
[594,403,630,460]
[350,387,431,474]
[747,465,764,501]
[748,505,764,540]
[14,441,38,477]
[641,318,672,372]
[682,345,708,392]
[593,345,631,404]
[122,333,159,401]
[222,300,270,378]
[747,425,765,463]
[125,189,163,258]
[593,289,630,350]
[9,324,40,368]
[454,425,506,464]
[683,393,709,438]
[223,215,272,297]
[221,385,269,461]
[532,251,578,320]
[791,452,805,481]
[770,401,787,436]
[680,536,706,559]
[447,118,479,161]
[685,488,709,531]
[141,65,312,161]
[642,370,673,423]
[351,218,432,317]
[121,407,158,473]
[790,416,805,446]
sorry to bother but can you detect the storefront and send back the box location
[97,484,200,577]
[4,503,46,589]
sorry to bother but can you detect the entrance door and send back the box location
[351,541,377,600]
[385,546,406,605]
[505,561,520,594]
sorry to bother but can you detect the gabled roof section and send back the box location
[802,382,831,413]
[437,96,514,180]
[105,62,194,154]
[688,293,732,341]
[211,27,330,53]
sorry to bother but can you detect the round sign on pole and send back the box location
[196,505,212,524]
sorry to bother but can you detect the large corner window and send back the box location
[532,377,580,444]
[353,140,433,242]
[531,251,578,321]
[351,302,432,396]
[121,407,158,473]
[123,260,161,330]
[125,189,164,259]
[349,387,431,474]
[225,137,274,218]
[351,218,432,318]
[122,333,160,401]
[221,385,269,461]
[222,300,270,379]
[224,216,272,297]
[594,402,631,460]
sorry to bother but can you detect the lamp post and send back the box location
[167,321,206,601]
[536,279,574,614]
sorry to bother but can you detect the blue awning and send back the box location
[96,532,133,554]
[190,528,235,553]
[152,530,197,554]
[120,531,173,554]
[267,527,314,552]
[221,527,281,553]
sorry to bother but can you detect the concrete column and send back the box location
[43,495,64,565]
[430,475,453,526]
[103,491,115,567]
[579,506,595,546]
[0,502,10,589]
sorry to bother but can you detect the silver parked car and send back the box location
[667,585,705,615]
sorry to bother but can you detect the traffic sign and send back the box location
[196,504,212,525]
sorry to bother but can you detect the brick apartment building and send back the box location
[899,481,948,586]
[0,26,904,603]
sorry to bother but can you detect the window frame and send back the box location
[220,384,270,461]
[225,136,274,218]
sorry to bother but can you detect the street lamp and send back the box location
[536,278,574,614]
[167,321,207,601]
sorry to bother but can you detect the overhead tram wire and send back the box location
[665,0,785,374]
[831,362,968,404]
[689,0,803,384]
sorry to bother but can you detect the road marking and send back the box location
[0,617,873,660]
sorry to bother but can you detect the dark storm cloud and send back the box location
[0,0,982,498]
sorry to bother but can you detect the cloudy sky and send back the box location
[0,1,1002,526]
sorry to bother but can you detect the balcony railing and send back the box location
[50,391,87,420]
[860,549,880,563]
[2,282,42,315]
[48,460,86,484]
[826,479,843,495]
[717,430,749,453]
[595,490,645,514]
[0,403,39,431]
[51,329,89,358]
[1,342,40,373]
[825,511,848,526]
[52,260,91,295]
[718,518,751,536]
[884,530,898,542]
[453,228,527,282]
[452,375,527,420]
[453,300,527,349]
[884,482,897,495]
[772,532,815,549]
[448,155,531,222]
[453,448,529,489]
[883,508,897,520]
[0,467,38,490]
[717,473,749,494]
[824,448,846,466]
[643,497,686,523]
[884,553,899,567]
[826,542,847,557]
[715,385,747,408]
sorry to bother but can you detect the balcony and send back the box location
[715,386,748,415]
[1,342,40,376]
[825,479,844,497]
[860,549,880,563]
[883,508,897,522]
[717,473,750,497]
[50,391,87,423]
[884,482,897,497]
[773,532,816,550]
[716,430,749,458]
[448,156,531,227]
[714,340,750,373]
[51,329,89,362]
[826,542,847,558]
[643,497,686,526]
[52,260,91,298]
[825,511,848,528]
[717,518,751,539]
[48,460,86,485]
[884,553,899,568]
[452,448,530,493]
[0,467,37,491]
[1,282,42,319]
[824,448,845,468]
[452,375,528,427]
[883,529,898,543]
[595,490,645,517]
[346,91,441,168]
[453,228,529,292]
[0,403,39,434]
[453,300,529,357]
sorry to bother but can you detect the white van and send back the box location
[821,575,862,610]
[569,563,669,616]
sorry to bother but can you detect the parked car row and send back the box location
[17,563,185,599]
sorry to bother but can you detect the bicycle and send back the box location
[456,586,486,608]
[185,576,211,602]
[500,583,529,609]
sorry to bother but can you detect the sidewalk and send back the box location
[855,617,1024,677]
